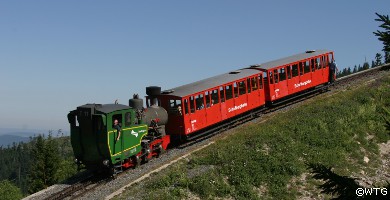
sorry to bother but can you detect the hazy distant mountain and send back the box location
[0,128,69,147]
[0,135,30,147]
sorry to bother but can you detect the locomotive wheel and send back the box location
[132,155,141,169]
[156,144,165,158]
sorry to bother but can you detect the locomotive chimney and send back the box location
[146,86,161,107]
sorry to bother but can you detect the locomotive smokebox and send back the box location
[144,86,168,126]
[144,105,168,126]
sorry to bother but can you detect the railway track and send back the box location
[41,64,389,200]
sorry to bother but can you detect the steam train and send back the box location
[68,50,336,174]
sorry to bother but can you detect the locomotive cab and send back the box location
[68,104,148,172]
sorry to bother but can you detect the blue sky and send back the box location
[0,1,389,132]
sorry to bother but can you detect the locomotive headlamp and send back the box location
[103,159,110,166]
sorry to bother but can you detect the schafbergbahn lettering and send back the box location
[228,103,248,113]
[294,80,312,88]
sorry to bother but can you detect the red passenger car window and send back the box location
[292,64,299,77]
[234,82,238,97]
[184,99,189,114]
[212,89,219,104]
[259,75,263,89]
[247,78,251,93]
[279,68,286,81]
[269,71,273,84]
[251,77,258,90]
[226,85,233,100]
[299,62,304,75]
[304,60,310,74]
[274,69,279,83]
[190,96,195,113]
[205,91,211,108]
[316,58,321,69]
[311,59,315,72]
[239,81,246,95]
[196,94,204,110]
[287,65,291,79]
[220,86,225,102]
[322,56,327,68]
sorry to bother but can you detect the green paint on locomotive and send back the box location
[67,104,147,169]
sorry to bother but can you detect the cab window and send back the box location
[125,112,132,127]
[112,114,122,128]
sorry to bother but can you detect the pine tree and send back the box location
[385,51,390,63]
[375,53,383,66]
[353,65,357,73]
[373,13,390,62]
[27,134,60,194]
[44,133,59,186]
[362,62,370,70]
[371,60,375,68]
[28,135,46,194]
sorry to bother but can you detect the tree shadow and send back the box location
[307,163,389,200]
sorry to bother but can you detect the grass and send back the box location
[115,74,390,199]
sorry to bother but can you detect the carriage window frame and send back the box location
[190,96,195,113]
[225,85,233,100]
[184,99,189,114]
[220,86,225,102]
[251,76,258,90]
[304,60,310,74]
[279,67,286,81]
[247,78,251,93]
[211,89,219,105]
[292,64,299,77]
[311,59,315,72]
[195,94,204,110]
[234,82,239,98]
[287,65,292,79]
[238,80,246,95]
[316,57,322,69]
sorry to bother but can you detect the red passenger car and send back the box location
[150,68,266,139]
[147,50,335,140]
[252,50,335,103]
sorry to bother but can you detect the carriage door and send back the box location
[271,69,280,100]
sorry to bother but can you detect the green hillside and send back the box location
[117,73,390,199]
